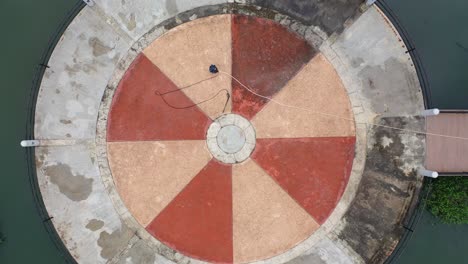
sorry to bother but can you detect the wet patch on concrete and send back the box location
[86,219,105,231]
[70,80,84,90]
[97,224,133,260]
[44,163,93,202]
[165,0,178,15]
[60,119,72,124]
[250,0,362,35]
[65,63,98,77]
[89,37,113,57]
[367,117,425,178]
[64,64,80,77]
[337,116,425,263]
[118,13,137,31]
[350,57,365,68]
[359,58,421,116]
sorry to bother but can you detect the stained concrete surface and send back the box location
[86,219,105,231]
[283,6,425,264]
[35,7,130,140]
[97,224,133,260]
[251,0,362,35]
[45,163,94,201]
[317,7,425,264]
[35,144,135,263]
[337,117,425,263]
[93,0,229,41]
[358,58,421,116]
[325,7,424,119]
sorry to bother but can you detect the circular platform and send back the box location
[206,114,256,164]
[33,2,429,263]
[105,14,355,263]
[217,125,246,153]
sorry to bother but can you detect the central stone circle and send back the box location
[217,125,246,154]
[206,114,256,164]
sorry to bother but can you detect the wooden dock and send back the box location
[426,113,468,173]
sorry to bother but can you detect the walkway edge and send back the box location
[25,1,86,263]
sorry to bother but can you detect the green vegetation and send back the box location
[426,177,468,224]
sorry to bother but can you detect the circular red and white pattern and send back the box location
[106,14,355,263]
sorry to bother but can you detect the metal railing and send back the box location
[383,178,433,264]
[24,1,86,263]
[439,109,468,113]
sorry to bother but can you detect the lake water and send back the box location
[0,0,80,263]
[384,0,468,263]
[386,0,468,109]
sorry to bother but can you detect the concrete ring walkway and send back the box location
[34,1,425,264]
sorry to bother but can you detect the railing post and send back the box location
[20,140,40,147]
[82,0,95,7]
[421,108,440,117]
[419,169,439,178]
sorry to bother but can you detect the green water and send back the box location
[386,0,468,109]
[0,0,466,263]
[396,210,468,264]
[0,0,78,263]
[385,0,468,263]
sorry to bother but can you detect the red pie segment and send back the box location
[231,15,316,119]
[107,54,212,141]
[146,160,233,263]
[252,137,355,224]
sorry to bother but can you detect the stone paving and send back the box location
[34,1,425,264]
